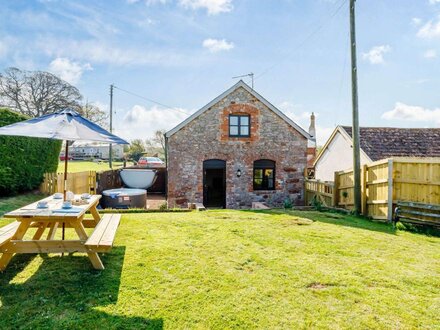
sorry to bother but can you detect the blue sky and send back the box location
[1,0,439,144]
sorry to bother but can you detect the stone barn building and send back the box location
[165,80,313,209]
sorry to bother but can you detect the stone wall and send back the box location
[167,86,308,209]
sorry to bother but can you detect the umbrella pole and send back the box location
[62,140,69,254]
[63,141,69,201]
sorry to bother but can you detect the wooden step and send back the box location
[194,203,206,211]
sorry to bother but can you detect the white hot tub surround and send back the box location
[120,168,157,189]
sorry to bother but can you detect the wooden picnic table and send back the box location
[0,194,120,271]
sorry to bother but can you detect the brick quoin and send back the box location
[167,84,308,209]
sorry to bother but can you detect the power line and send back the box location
[113,85,191,115]
[255,0,348,80]
[335,31,350,126]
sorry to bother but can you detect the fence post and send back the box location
[333,171,339,207]
[361,164,368,216]
[387,159,394,222]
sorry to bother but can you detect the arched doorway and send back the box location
[203,159,226,208]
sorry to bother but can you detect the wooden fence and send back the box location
[305,157,440,221]
[40,171,97,195]
[304,179,334,207]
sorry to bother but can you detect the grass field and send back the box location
[57,160,132,173]
[0,208,439,329]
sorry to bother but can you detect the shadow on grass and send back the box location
[240,209,397,235]
[0,247,163,329]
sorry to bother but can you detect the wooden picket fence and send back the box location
[305,157,440,221]
[40,171,97,195]
[304,179,334,207]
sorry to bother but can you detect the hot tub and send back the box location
[101,188,146,209]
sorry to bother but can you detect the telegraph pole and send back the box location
[350,0,361,214]
[109,84,114,169]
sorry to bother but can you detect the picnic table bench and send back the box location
[393,201,440,228]
[0,194,121,271]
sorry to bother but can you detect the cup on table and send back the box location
[62,201,72,209]
[37,201,48,208]
[53,193,63,199]
[81,193,91,200]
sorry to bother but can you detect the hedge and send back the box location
[0,108,62,196]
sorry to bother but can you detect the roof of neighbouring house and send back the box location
[165,80,311,139]
[340,126,440,161]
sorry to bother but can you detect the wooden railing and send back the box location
[305,179,335,207]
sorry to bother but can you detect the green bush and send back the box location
[283,198,293,209]
[0,108,62,196]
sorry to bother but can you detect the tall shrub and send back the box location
[0,108,62,196]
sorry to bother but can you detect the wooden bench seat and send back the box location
[85,214,121,253]
[394,201,440,228]
[0,221,20,247]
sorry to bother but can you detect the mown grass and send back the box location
[57,161,132,173]
[0,209,439,329]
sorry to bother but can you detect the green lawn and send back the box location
[57,160,132,173]
[0,209,439,329]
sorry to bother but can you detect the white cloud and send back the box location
[202,38,234,53]
[119,105,193,141]
[382,102,440,125]
[179,0,233,15]
[146,0,168,4]
[48,57,92,85]
[0,40,9,59]
[412,17,422,26]
[38,38,185,66]
[417,17,440,38]
[0,36,17,60]
[423,49,437,58]
[429,0,440,4]
[362,45,391,64]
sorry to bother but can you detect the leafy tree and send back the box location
[127,139,145,161]
[0,67,82,117]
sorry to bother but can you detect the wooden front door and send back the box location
[203,160,226,208]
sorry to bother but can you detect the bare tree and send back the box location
[153,129,166,153]
[143,130,166,158]
[77,102,108,127]
[0,67,82,117]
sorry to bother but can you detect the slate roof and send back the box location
[341,126,440,161]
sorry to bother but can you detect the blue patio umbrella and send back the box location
[0,108,129,241]
[0,108,129,196]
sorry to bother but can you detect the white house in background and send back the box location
[69,141,124,160]
[314,126,440,181]
[314,126,370,181]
